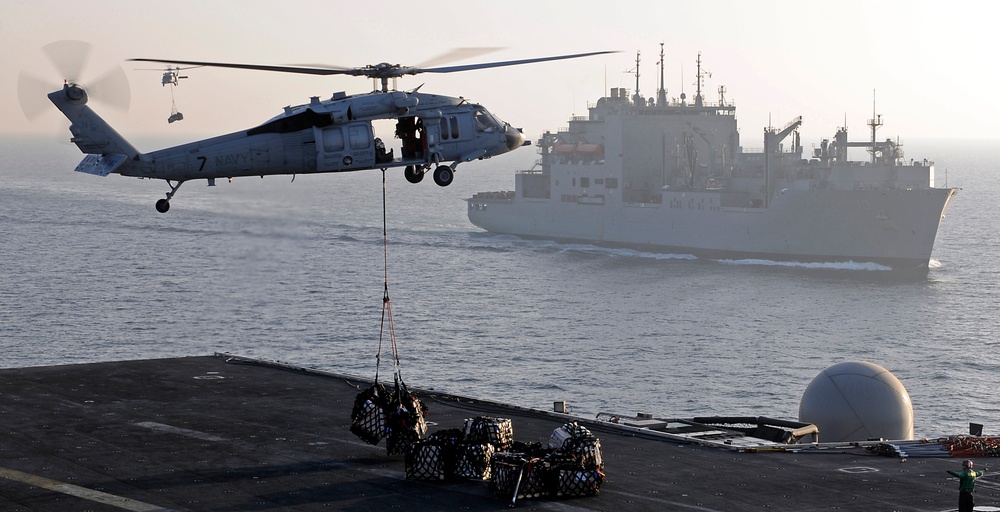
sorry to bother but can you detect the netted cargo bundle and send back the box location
[490,452,526,497]
[349,383,388,445]
[549,421,603,471]
[555,465,604,497]
[562,436,604,472]
[490,452,544,500]
[464,416,514,452]
[405,441,446,480]
[427,428,465,448]
[454,443,495,480]
[385,380,429,456]
[490,452,551,502]
[549,421,595,449]
[404,428,466,480]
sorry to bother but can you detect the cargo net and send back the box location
[348,344,429,453]
[384,376,429,456]
[349,169,429,454]
[490,422,606,505]
[455,443,496,480]
[465,416,514,452]
[405,418,510,481]
[404,418,606,504]
[405,428,464,481]
[349,382,388,445]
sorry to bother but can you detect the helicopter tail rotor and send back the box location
[18,40,130,122]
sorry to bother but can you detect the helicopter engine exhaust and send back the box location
[344,91,419,119]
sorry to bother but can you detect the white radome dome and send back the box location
[799,361,914,442]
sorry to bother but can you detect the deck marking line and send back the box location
[0,467,174,512]
[601,489,725,511]
[134,421,227,442]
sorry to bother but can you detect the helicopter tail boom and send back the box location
[48,83,140,176]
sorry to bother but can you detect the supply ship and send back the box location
[468,50,958,271]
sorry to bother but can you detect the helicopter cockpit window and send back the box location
[475,108,500,132]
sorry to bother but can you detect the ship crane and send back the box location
[763,116,803,207]
[685,121,716,178]
[764,116,803,154]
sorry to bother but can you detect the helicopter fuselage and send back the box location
[66,87,522,179]
[49,84,526,211]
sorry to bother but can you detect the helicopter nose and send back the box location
[504,125,526,151]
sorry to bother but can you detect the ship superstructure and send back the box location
[468,48,957,271]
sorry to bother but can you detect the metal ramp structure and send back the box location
[595,412,819,451]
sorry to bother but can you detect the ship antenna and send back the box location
[680,64,685,105]
[658,43,667,107]
[695,52,703,107]
[868,89,881,165]
[633,50,641,105]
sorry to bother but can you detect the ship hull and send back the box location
[469,187,958,271]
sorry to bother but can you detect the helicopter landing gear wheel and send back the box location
[156,180,185,213]
[433,165,453,187]
[404,165,424,184]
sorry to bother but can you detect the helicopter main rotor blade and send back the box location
[415,50,618,74]
[415,47,506,69]
[131,50,618,81]
[129,58,356,76]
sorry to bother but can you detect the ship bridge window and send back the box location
[605,178,618,189]
[580,177,590,188]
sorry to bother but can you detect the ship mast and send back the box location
[868,90,881,165]
[632,51,641,106]
[695,52,704,108]
[657,43,667,107]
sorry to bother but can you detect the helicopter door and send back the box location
[420,115,441,164]
[315,122,376,171]
[435,114,472,161]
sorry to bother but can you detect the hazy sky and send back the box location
[3,0,999,152]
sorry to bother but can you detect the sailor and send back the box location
[947,459,987,512]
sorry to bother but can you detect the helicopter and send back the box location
[154,65,199,87]
[136,66,200,123]
[43,48,615,213]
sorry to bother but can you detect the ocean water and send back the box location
[1,134,997,438]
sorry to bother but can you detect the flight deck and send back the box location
[0,354,996,511]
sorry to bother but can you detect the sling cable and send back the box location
[349,169,427,455]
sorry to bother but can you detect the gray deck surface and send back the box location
[0,355,996,511]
